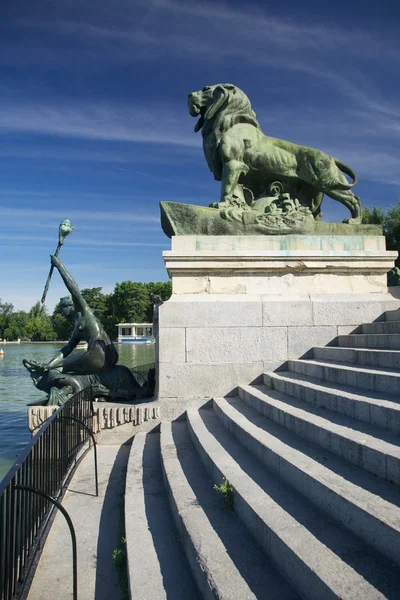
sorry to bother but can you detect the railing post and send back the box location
[60,417,98,497]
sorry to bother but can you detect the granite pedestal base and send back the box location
[157,235,399,402]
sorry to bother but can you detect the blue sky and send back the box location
[0,0,399,311]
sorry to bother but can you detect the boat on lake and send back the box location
[116,323,154,343]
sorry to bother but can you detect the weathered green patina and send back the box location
[161,83,366,237]
[161,202,381,237]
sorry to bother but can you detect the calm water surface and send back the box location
[0,342,155,481]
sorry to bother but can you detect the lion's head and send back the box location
[188,84,260,134]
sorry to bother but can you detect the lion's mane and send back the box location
[200,85,261,174]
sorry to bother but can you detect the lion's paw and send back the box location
[209,200,233,209]
[342,217,362,224]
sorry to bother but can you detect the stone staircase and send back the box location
[125,310,400,599]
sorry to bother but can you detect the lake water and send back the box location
[0,342,155,481]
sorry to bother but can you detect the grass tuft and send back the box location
[214,477,234,510]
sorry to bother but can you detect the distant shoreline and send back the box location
[0,340,119,344]
[0,340,67,345]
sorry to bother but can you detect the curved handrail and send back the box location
[0,386,95,600]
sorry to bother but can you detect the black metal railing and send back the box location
[0,387,96,600]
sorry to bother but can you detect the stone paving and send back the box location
[27,444,130,600]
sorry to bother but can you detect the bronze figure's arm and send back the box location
[50,255,88,314]
[45,335,80,370]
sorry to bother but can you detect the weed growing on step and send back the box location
[112,531,128,598]
[113,537,127,573]
[214,478,234,510]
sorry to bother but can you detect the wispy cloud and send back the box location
[0,207,159,223]
[3,0,398,119]
[1,0,398,172]
[0,234,164,246]
[14,1,400,63]
[74,239,165,247]
[0,144,199,165]
[0,103,198,146]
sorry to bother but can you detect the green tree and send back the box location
[383,201,400,254]
[81,287,109,321]
[361,206,385,225]
[4,311,29,340]
[26,318,57,341]
[146,281,172,301]
[27,302,56,341]
[51,310,74,341]
[145,281,172,320]
[29,301,48,320]
[110,282,150,323]
[362,199,400,265]
[0,300,14,339]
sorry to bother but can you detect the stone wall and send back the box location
[28,401,160,435]
[156,235,399,400]
[157,293,400,399]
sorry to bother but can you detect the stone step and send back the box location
[313,345,400,370]
[263,370,400,434]
[383,309,400,321]
[384,310,400,322]
[244,382,400,485]
[362,321,400,334]
[160,420,298,600]
[287,358,400,395]
[187,406,400,600]
[213,395,400,566]
[337,333,400,350]
[125,432,199,600]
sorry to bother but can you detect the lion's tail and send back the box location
[334,159,358,189]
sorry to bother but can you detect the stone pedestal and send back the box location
[157,235,399,400]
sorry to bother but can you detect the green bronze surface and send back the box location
[23,254,145,405]
[41,219,74,304]
[161,201,381,238]
[163,83,365,237]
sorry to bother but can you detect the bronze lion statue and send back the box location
[188,84,362,224]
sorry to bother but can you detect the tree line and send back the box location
[362,199,400,264]
[0,281,172,342]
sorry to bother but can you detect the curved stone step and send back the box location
[187,406,400,600]
[287,358,400,395]
[243,381,400,485]
[213,395,400,566]
[264,370,400,433]
[362,321,400,334]
[125,432,199,600]
[337,333,400,349]
[384,311,400,322]
[313,346,400,370]
[160,420,298,600]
